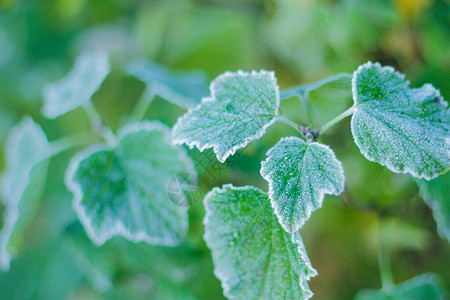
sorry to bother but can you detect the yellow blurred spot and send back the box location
[55,0,86,21]
[393,0,432,21]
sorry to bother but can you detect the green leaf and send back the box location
[261,137,345,232]
[42,51,111,119]
[204,184,317,299]
[416,172,450,242]
[351,61,449,180]
[172,70,280,163]
[280,73,352,126]
[66,121,195,246]
[126,59,209,108]
[0,118,50,271]
[354,273,446,300]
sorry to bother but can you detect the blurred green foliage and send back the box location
[0,0,448,299]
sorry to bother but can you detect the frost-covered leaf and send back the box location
[416,172,450,242]
[42,51,110,119]
[351,61,449,180]
[204,184,317,299]
[354,273,446,300]
[0,118,50,271]
[172,70,280,163]
[261,137,345,232]
[126,59,209,108]
[66,121,195,246]
[280,73,352,126]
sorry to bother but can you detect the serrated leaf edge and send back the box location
[66,121,195,246]
[261,137,345,232]
[203,184,317,299]
[172,70,280,163]
[351,61,407,106]
[351,61,448,180]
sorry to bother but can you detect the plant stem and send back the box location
[277,116,303,134]
[49,133,97,157]
[299,94,314,127]
[82,101,117,147]
[319,105,355,135]
[378,219,394,292]
[130,88,156,123]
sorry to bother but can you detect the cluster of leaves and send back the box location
[0,50,448,299]
[172,62,449,298]
[0,52,209,271]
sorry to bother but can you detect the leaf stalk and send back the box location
[378,219,394,292]
[83,101,117,147]
[277,116,303,134]
[130,88,156,123]
[319,105,355,135]
[49,133,97,157]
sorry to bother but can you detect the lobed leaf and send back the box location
[172,70,280,163]
[126,59,209,108]
[416,172,450,242]
[354,273,446,300]
[204,184,317,300]
[0,118,50,271]
[280,73,352,126]
[261,137,345,232]
[42,51,111,119]
[351,61,449,180]
[66,121,195,246]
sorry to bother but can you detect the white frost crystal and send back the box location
[42,51,110,119]
[66,121,195,246]
[172,70,280,162]
[261,137,345,232]
[351,61,449,179]
[204,185,317,299]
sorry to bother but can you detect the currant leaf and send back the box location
[280,73,352,126]
[66,121,195,246]
[172,70,280,163]
[0,118,50,271]
[351,61,449,180]
[42,51,111,119]
[204,184,317,300]
[354,273,446,300]
[261,137,345,232]
[126,59,209,108]
[416,172,450,242]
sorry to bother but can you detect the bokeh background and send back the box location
[0,0,449,299]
